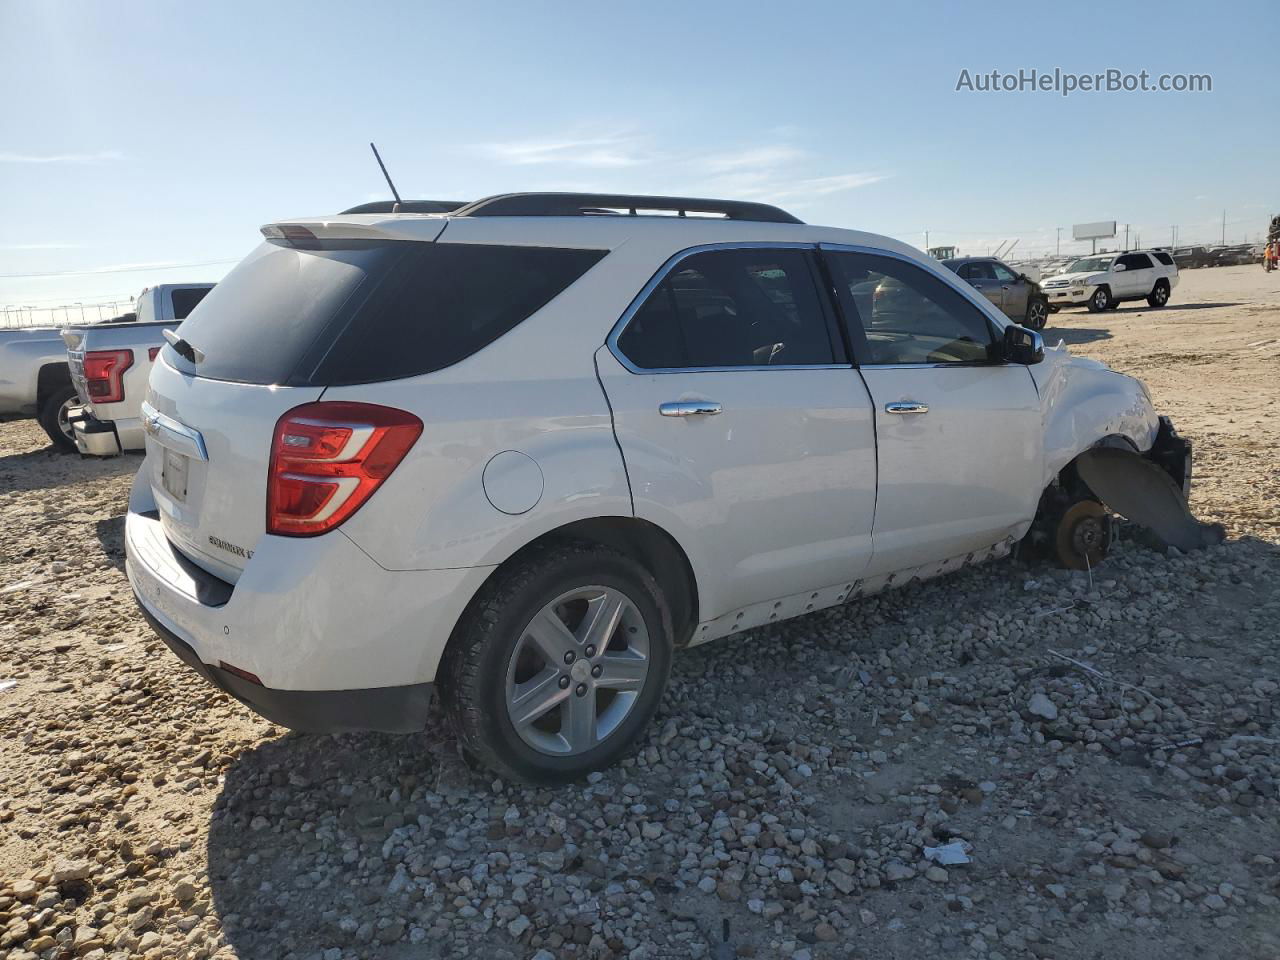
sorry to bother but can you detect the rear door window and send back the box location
[169,287,212,320]
[174,241,606,385]
[1152,251,1174,266]
[615,248,839,369]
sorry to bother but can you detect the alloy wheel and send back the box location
[504,585,650,756]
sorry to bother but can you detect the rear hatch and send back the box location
[142,229,443,582]
[142,219,606,583]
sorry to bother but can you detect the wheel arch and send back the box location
[448,516,701,653]
[36,361,73,411]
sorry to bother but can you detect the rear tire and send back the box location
[1147,281,1170,308]
[440,541,673,783]
[1086,286,1112,313]
[37,384,79,453]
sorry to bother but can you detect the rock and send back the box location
[508,915,532,938]
[884,861,916,882]
[172,877,199,902]
[814,923,838,942]
[51,859,94,882]
[12,878,40,901]
[925,866,948,883]
[1028,693,1058,721]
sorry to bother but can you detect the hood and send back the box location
[1042,271,1105,286]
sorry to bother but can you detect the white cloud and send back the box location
[0,150,123,164]
[0,243,81,251]
[698,146,808,173]
[476,136,648,169]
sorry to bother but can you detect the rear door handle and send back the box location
[659,401,722,417]
[885,401,929,415]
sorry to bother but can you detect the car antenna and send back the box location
[369,142,403,213]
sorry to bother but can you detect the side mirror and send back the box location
[1003,324,1044,365]
[1113,262,1127,272]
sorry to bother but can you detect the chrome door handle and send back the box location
[885,401,929,415]
[659,401,722,418]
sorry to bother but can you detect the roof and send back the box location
[940,256,1001,267]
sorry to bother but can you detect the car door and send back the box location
[959,261,1003,313]
[1116,253,1152,296]
[823,247,1043,575]
[596,244,878,622]
[991,261,1027,319]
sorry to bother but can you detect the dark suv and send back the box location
[942,257,1049,329]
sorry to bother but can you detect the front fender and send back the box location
[1029,344,1159,485]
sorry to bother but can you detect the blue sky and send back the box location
[2,0,1277,321]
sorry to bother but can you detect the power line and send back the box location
[0,258,238,280]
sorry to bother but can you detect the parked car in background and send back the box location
[133,283,215,324]
[0,325,80,449]
[1039,249,1179,312]
[1172,245,1212,269]
[62,283,215,456]
[942,257,1049,329]
[125,192,1210,782]
[1209,244,1256,267]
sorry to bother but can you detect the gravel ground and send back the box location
[2,265,1279,960]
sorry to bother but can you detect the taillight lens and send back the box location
[82,349,134,403]
[267,402,422,537]
[148,346,161,362]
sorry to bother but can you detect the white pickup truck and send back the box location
[63,283,214,456]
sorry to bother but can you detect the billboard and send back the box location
[1073,221,1117,241]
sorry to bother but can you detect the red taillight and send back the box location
[148,346,161,362]
[267,402,423,537]
[82,349,134,403]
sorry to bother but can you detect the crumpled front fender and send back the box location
[1029,345,1160,485]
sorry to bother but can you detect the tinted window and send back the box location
[616,248,836,369]
[1152,251,1174,266]
[1118,253,1153,270]
[170,286,211,319]
[961,262,996,281]
[827,252,996,365]
[175,241,605,385]
[991,262,1018,282]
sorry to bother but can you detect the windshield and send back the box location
[1065,256,1114,274]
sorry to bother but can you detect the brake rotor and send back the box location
[1054,499,1109,571]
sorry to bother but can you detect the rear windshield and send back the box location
[175,241,606,385]
[170,286,212,319]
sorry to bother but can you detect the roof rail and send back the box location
[340,200,466,214]
[450,192,804,225]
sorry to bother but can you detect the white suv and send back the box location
[126,193,1206,782]
[1040,249,1179,312]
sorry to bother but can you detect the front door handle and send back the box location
[659,401,723,418]
[885,401,929,415]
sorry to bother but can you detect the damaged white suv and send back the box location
[126,193,1216,782]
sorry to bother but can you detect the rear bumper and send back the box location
[68,407,123,457]
[134,598,435,733]
[124,468,488,732]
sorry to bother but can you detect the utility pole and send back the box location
[1056,227,1062,257]
[924,229,929,252]
[1222,209,1226,245]
[1171,225,1176,247]
[1123,224,1130,250]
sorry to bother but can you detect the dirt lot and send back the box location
[2,264,1279,960]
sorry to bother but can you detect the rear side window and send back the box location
[1117,253,1153,270]
[170,287,211,319]
[312,243,606,384]
[1152,251,1174,266]
[174,241,605,385]
[616,248,837,369]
